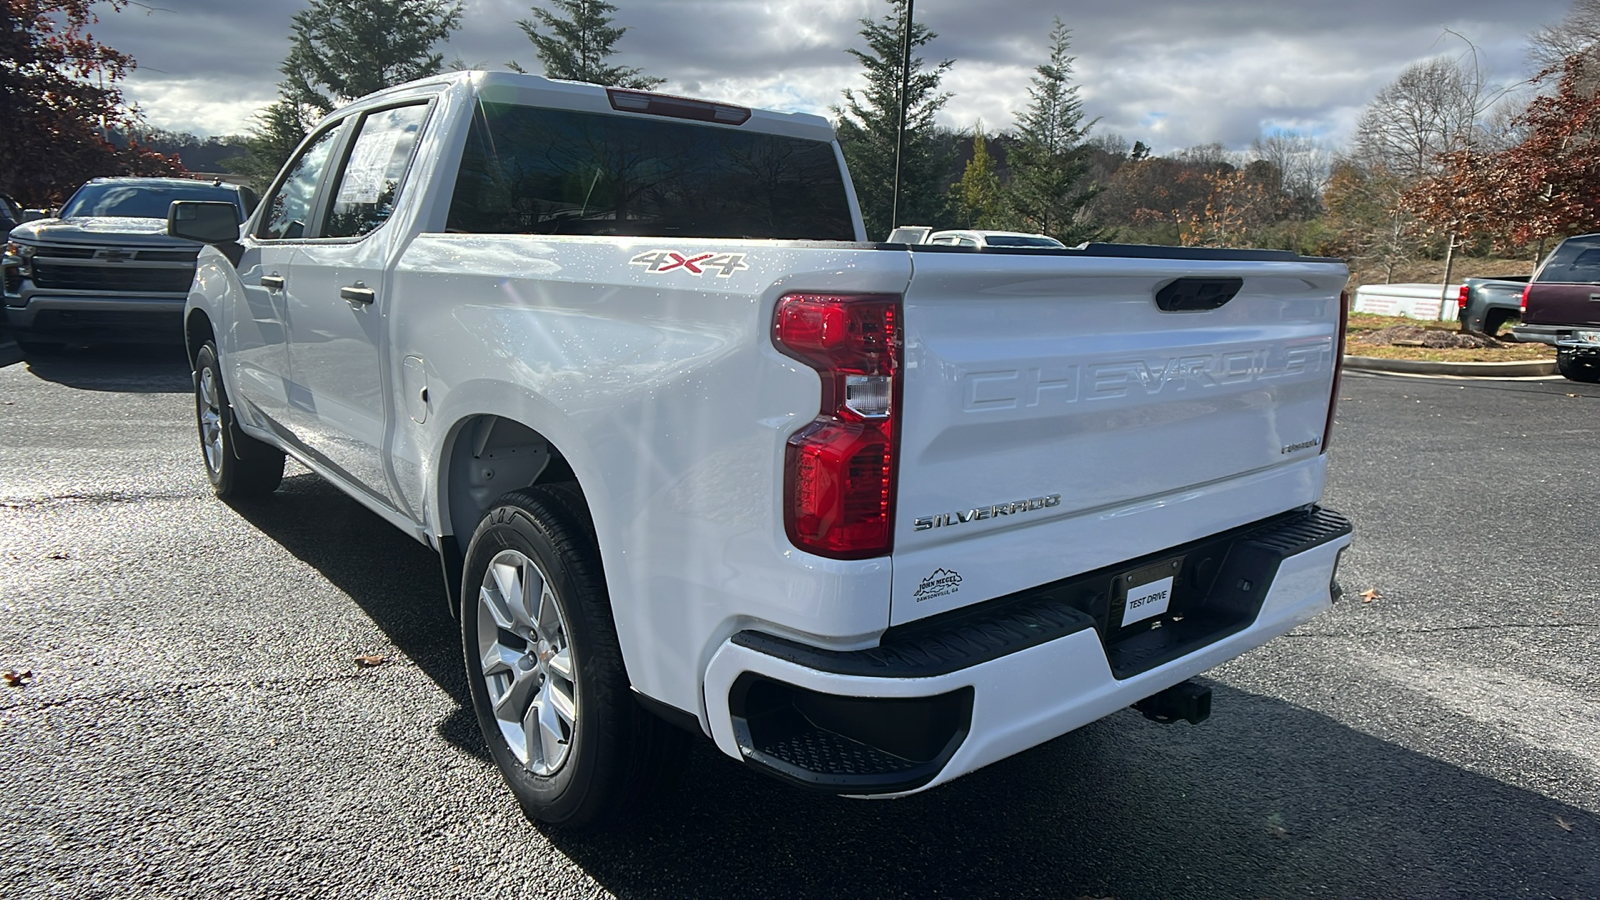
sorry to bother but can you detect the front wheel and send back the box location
[193,341,285,497]
[1557,348,1600,384]
[461,486,686,828]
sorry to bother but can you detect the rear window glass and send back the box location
[1539,237,1600,282]
[61,182,243,219]
[447,102,854,241]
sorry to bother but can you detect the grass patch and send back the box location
[1344,311,1554,362]
[1346,344,1554,362]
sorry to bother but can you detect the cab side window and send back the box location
[257,125,342,241]
[323,104,429,239]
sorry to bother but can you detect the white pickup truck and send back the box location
[170,71,1352,827]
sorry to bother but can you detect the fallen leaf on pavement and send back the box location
[354,654,386,668]
[1360,588,1382,603]
[3,670,35,687]
[1556,816,1573,832]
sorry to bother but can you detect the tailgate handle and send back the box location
[1155,277,1243,312]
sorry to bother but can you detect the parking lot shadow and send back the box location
[220,469,1598,900]
[542,682,1598,900]
[223,471,485,757]
[9,342,192,393]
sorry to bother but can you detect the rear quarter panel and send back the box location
[389,236,910,716]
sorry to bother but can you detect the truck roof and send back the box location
[339,70,839,144]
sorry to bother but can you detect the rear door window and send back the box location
[447,102,854,240]
[323,103,430,239]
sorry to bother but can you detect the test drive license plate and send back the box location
[1116,557,1185,629]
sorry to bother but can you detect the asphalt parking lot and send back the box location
[1,343,1597,899]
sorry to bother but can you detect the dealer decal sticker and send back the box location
[630,250,749,278]
[914,568,963,602]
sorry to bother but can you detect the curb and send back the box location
[1343,355,1557,378]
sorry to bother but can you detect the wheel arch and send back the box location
[434,412,593,615]
[185,308,215,367]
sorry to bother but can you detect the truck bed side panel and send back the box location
[389,236,910,715]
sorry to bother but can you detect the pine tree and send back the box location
[833,0,954,239]
[516,0,662,89]
[1008,19,1100,244]
[281,0,463,114]
[239,0,461,184]
[953,124,1003,228]
[232,100,318,191]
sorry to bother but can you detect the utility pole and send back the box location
[890,0,915,233]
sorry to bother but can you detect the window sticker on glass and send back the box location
[338,127,404,205]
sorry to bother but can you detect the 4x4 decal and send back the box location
[630,250,749,278]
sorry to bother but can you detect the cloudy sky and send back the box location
[91,0,1573,153]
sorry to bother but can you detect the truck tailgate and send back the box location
[1524,282,1600,327]
[890,250,1347,625]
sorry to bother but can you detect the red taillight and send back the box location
[1457,284,1469,310]
[1322,291,1349,455]
[1521,284,1530,313]
[774,293,902,559]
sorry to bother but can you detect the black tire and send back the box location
[461,485,686,829]
[1557,348,1600,383]
[193,340,285,497]
[16,338,65,355]
[1482,311,1513,339]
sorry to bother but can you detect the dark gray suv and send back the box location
[3,178,256,352]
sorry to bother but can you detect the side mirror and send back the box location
[168,201,241,244]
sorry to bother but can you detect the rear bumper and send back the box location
[703,507,1352,796]
[1511,323,1600,351]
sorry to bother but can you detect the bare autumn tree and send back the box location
[1405,54,1600,247]
[1248,130,1330,219]
[1,0,184,205]
[1529,0,1600,72]
[1351,56,1489,181]
[1179,168,1275,248]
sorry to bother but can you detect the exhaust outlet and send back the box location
[1134,680,1212,725]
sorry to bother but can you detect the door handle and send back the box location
[1589,293,1600,301]
[261,274,285,291]
[341,283,376,305]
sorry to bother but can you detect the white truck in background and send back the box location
[170,71,1353,827]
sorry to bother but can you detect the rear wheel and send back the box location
[193,340,285,497]
[461,486,686,828]
[1557,348,1600,383]
[1482,311,1516,339]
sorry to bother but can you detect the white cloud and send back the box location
[87,0,1571,151]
